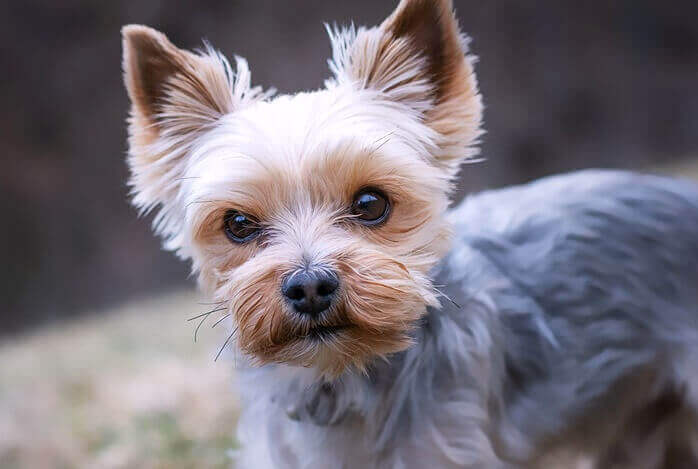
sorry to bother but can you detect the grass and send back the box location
[0,291,239,469]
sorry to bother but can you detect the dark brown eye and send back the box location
[223,210,261,243]
[351,189,390,225]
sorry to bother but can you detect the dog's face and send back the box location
[122,0,481,376]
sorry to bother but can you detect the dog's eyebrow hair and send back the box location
[184,199,228,210]
[370,131,395,146]
[365,131,395,157]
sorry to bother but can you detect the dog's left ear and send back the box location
[328,0,483,176]
[122,25,269,239]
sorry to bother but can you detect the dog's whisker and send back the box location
[211,313,231,328]
[197,299,231,306]
[187,306,227,322]
[215,326,239,362]
[463,156,487,165]
[434,287,462,309]
[194,314,209,342]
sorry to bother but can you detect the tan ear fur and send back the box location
[327,0,483,174]
[122,25,235,139]
[121,25,269,237]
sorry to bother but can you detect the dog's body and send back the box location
[235,170,698,468]
[120,0,698,467]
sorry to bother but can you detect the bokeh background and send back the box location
[1,1,697,467]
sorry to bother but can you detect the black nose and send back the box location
[282,269,339,317]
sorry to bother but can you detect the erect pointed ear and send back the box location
[327,0,483,176]
[122,25,240,141]
[121,25,269,239]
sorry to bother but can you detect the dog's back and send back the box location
[446,169,698,465]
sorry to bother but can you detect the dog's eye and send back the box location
[223,210,261,243]
[351,189,390,225]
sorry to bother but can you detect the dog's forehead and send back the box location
[226,89,415,149]
[185,88,438,198]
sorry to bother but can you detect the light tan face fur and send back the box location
[122,0,482,376]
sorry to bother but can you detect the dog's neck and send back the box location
[260,252,502,440]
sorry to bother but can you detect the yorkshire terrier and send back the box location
[121,0,698,467]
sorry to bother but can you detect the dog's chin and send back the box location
[302,323,354,341]
[241,320,416,378]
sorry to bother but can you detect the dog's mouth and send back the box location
[303,324,352,340]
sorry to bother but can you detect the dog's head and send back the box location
[122,0,482,376]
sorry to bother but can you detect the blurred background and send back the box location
[1,1,697,467]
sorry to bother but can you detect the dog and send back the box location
[121,0,698,467]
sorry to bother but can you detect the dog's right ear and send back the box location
[121,26,268,237]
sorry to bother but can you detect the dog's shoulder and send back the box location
[449,170,698,271]
[443,168,698,345]
[451,169,698,238]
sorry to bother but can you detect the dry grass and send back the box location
[0,291,239,469]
